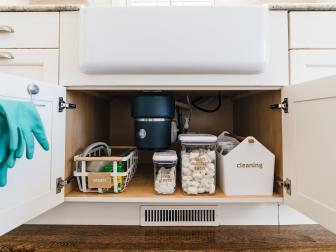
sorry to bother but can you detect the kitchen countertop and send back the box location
[0,4,80,11]
[1,1,336,12]
[269,2,336,10]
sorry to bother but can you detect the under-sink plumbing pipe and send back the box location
[175,101,192,110]
[175,100,192,134]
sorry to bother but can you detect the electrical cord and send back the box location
[191,94,222,113]
[176,106,184,134]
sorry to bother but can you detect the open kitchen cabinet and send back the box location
[63,89,283,203]
[1,73,336,235]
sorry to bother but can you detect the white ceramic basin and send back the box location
[79,6,269,74]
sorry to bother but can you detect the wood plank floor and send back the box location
[0,225,336,252]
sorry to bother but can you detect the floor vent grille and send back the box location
[140,206,219,226]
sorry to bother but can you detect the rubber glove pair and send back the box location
[0,99,49,187]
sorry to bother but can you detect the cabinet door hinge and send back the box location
[59,97,76,112]
[275,177,291,196]
[270,98,288,113]
[56,176,75,194]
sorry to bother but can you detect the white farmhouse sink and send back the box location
[79,6,269,74]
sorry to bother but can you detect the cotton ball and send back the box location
[181,148,217,194]
[182,168,191,176]
[204,165,211,174]
[209,183,216,194]
[188,164,196,171]
[182,175,192,181]
[156,182,175,194]
[182,184,189,191]
[187,186,198,195]
[189,151,199,159]
[188,181,199,187]
[199,169,206,177]
[207,151,216,161]
[192,171,203,180]
[207,162,215,172]
[181,152,189,160]
[182,169,192,176]
[201,177,213,189]
[154,166,176,194]
[198,187,205,194]
[202,155,211,164]
[200,178,208,187]
[207,176,215,184]
[162,184,175,194]
[207,171,216,178]
[182,180,189,188]
[182,156,189,164]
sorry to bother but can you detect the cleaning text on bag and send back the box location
[236,162,263,169]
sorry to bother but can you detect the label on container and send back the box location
[190,157,207,171]
[88,172,112,189]
[158,169,174,183]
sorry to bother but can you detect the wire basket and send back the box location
[73,142,138,193]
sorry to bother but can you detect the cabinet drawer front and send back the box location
[0,49,59,83]
[290,12,336,49]
[0,12,59,48]
[290,50,336,84]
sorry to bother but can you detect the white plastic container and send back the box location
[217,136,275,196]
[179,134,217,195]
[153,150,178,195]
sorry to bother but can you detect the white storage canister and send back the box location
[179,134,217,195]
[153,150,177,194]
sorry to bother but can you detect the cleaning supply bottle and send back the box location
[102,164,114,193]
[102,163,124,192]
[117,163,124,192]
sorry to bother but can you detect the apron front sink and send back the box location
[79,6,269,75]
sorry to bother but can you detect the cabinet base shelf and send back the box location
[65,192,283,203]
[65,168,283,203]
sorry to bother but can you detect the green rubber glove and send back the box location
[0,100,49,187]
[0,113,23,187]
[0,114,9,162]
[0,163,8,187]
[0,114,10,186]
[0,99,49,186]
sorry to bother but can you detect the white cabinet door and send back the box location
[0,73,66,236]
[283,76,336,234]
[0,49,59,83]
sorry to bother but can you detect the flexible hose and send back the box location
[192,94,222,113]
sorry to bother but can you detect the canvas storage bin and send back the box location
[217,136,275,196]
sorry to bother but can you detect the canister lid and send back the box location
[153,150,178,162]
[178,134,217,143]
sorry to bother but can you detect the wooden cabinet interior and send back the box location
[233,91,283,196]
[65,91,110,195]
[64,89,283,201]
